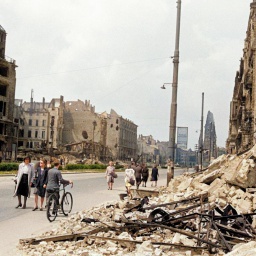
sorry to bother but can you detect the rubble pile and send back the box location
[18,146,256,255]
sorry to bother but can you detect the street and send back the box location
[0,168,189,255]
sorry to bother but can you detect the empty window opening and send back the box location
[0,84,7,96]
[0,66,8,77]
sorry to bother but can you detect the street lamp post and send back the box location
[169,0,182,168]
[199,92,204,171]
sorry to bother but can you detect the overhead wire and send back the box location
[18,57,170,79]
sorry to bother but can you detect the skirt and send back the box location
[107,175,114,183]
[17,174,29,197]
[37,186,46,198]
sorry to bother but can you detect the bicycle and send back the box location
[46,183,73,222]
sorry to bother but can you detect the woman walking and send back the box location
[33,158,48,211]
[105,161,115,190]
[141,163,149,187]
[151,164,159,187]
[124,165,135,199]
[14,156,35,209]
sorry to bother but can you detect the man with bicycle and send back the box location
[45,159,73,206]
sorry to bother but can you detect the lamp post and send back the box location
[199,92,204,171]
[169,0,181,169]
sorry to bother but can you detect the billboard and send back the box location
[177,127,188,149]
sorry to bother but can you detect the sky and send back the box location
[1,0,252,149]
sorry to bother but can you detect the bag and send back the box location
[129,178,135,186]
[31,178,37,188]
[112,173,118,178]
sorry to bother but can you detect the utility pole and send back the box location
[169,0,181,168]
[199,93,204,171]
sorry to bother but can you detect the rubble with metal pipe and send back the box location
[18,145,256,255]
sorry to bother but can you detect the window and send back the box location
[42,131,45,139]
[42,120,46,126]
[36,120,38,126]
[0,84,7,96]
[28,130,32,138]
[35,130,38,138]
[19,129,24,137]
[0,101,6,116]
[0,66,8,77]
[29,119,32,126]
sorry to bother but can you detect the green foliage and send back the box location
[114,164,124,169]
[0,163,19,171]
[65,164,107,170]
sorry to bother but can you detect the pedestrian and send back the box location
[105,161,115,190]
[46,159,73,205]
[47,160,51,169]
[14,156,35,209]
[134,163,142,189]
[141,163,149,187]
[124,164,135,199]
[151,164,159,187]
[32,158,48,211]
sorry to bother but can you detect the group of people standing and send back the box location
[13,156,73,210]
[105,161,159,199]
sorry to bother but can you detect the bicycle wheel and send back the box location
[61,192,73,216]
[47,194,58,222]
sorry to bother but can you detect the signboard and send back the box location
[177,127,188,149]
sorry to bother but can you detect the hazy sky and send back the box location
[1,0,252,149]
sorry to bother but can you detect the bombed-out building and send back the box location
[0,25,18,160]
[15,92,64,155]
[227,1,256,154]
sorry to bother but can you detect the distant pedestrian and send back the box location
[141,163,149,187]
[151,164,159,187]
[133,163,142,189]
[32,158,48,211]
[124,165,135,199]
[105,161,115,190]
[14,156,35,209]
[47,160,51,169]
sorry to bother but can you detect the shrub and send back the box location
[65,164,107,170]
[0,163,19,171]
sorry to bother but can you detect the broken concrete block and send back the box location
[200,169,222,184]
[177,178,193,191]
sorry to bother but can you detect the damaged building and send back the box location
[15,93,64,155]
[0,25,18,161]
[62,101,137,161]
[227,1,256,154]
[16,97,138,161]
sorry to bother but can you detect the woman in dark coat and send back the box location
[151,164,159,187]
[141,163,149,187]
[32,158,48,211]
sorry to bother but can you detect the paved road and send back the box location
[0,168,191,255]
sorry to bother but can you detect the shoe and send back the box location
[15,204,22,208]
[22,205,26,209]
[32,207,38,211]
[40,208,43,211]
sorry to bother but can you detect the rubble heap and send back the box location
[19,145,256,255]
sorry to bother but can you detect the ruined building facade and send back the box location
[15,93,64,155]
[62,103,137,161]
[15,97,138,161]
[0,25,18,160]
[227,1,256,154]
